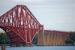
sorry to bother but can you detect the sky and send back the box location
[0,0,75,32]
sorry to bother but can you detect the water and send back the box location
[0,46,75,50]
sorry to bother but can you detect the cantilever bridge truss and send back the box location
[0,5,43,45]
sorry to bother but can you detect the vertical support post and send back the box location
[38,25,43,45]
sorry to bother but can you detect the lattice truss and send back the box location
[0,5,43,45]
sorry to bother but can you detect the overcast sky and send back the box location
[0,0,75,32]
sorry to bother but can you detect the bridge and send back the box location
[0,5,43,45]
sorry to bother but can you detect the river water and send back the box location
[0,46,75,50]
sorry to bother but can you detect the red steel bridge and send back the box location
[0,5,43,45]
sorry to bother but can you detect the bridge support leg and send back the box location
[1,45,6,50]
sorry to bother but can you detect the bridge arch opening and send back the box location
[0,28,11,46]
[0,28,6,33]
